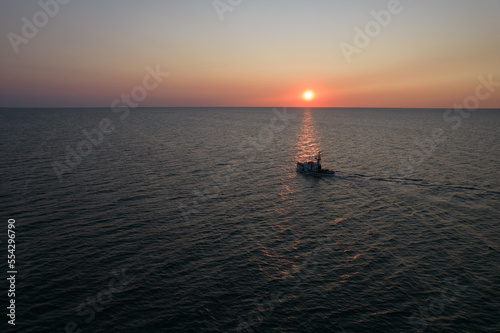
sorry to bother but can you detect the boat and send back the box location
[296,151,335,177]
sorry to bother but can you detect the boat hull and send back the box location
[297,170,336,177]
[296,163,335,177]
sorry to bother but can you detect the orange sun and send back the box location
[303,90,314,101]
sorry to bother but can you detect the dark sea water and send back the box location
[1,107,499,333]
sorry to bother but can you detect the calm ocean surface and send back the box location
[1,107,499,332]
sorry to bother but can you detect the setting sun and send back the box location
[303,90,314,101]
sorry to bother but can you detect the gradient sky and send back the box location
[1,0,499,108]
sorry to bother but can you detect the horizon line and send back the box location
[1,106,499,110]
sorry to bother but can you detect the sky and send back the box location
[1,0,499,108]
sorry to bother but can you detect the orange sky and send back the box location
[1,0,499,108]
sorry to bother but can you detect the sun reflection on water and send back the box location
[296,108,321,162]
[257,109,327,281]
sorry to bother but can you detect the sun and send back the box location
[303,90,314,101]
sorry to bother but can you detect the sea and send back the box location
[0,107,499,332]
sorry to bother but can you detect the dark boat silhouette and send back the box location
[296,151,335,177]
